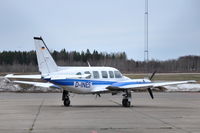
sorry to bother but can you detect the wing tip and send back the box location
[5,74,14,78]
[188,80,196,83]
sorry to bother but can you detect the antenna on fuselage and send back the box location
[87,61,91,67]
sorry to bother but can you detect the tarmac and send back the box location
[0,92,200,133]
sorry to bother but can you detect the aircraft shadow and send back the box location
[42,104,128,108]
[132,105,191,110]
[67,105,124,108]
[42,104,191,110]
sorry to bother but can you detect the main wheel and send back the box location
[62,90,70,107]
[122,99,127,106]
[64,99,70,107]
[126,101,131,107]
[122,99,131,107]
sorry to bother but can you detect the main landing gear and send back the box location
[62,90,70,107]
[122,90,132,107]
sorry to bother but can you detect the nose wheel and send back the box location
[122,91,132,107]
[62,90,70,107]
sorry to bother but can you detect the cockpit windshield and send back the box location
[114,71,122,78]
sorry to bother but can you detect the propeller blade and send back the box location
[147,88,154,99]
[149,70,157,80]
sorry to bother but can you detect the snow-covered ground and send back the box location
[164,84,200,92]
[0,77,200,92]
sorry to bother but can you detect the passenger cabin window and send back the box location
[76,72,81,75]
[93,71,100,79]
[101,71,108,78]
[84,71,91,79]
[76,72,82,78]
[114,71,122,78]
[109,71,114,78]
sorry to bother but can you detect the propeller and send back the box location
[147,70,156,99]
[149,70,157,80]
[147,88,154,99]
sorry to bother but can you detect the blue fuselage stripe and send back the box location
[45,78,151,87]
[46,79,117,86]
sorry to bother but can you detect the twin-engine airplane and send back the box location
[5,37,196,107]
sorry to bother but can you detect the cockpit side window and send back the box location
[84,71,91,79]
[93,71,100,79]
[114,71,122,78]
[109,71,114,78]
[101,71,108,78]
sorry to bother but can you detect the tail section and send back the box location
[34,37,58,75]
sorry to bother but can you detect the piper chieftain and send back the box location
[5,37,196,107]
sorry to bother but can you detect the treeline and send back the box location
[0,49,200,73]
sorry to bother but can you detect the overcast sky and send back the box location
[0,0,199,61]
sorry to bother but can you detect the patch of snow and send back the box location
[165,84,200,92]
[0,78,21,92]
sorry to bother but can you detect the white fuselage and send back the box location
[43,66,148,94]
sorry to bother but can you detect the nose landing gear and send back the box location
[122,91,132,107]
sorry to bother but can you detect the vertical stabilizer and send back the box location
[34,37,58,75]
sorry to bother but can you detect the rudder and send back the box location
[34,37,58,75]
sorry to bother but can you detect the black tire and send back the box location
[122,99,131,107]
[126,101,131,107]
[122,99,128,107]
[64,99,70,107]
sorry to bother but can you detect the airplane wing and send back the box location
[13,81,61,89]
[151,80,196,87]
[107,80,196,91]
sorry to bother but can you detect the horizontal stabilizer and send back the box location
[5,74,41,79]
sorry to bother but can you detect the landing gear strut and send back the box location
[62,90,70,107]
[122,90,131,107]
